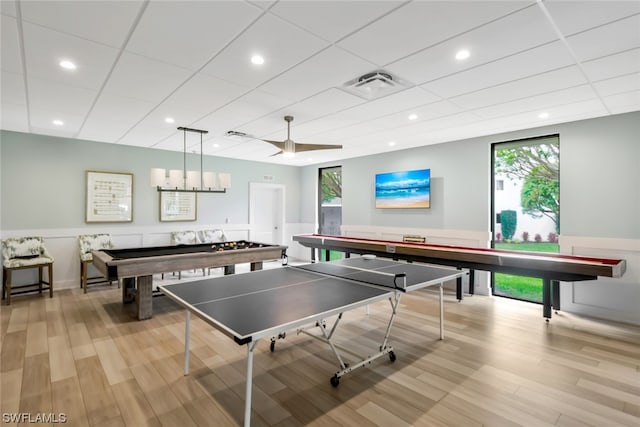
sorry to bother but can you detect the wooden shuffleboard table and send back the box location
[292,234,626,320]
[92,241,288,320]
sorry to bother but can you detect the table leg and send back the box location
[136,275,153,320]
[122,278,135,303]
[469,270,475,295]
[456,274,463,301]
[184,310,191,375]
[439,284,444,340]
[542,278,552,320]
[552,280,560,311]
[244,341,258,427]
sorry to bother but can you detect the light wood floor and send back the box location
[2,264,639,427]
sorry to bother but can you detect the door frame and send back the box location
[249,182,285,244]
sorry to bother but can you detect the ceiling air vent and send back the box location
[343,70,407,100]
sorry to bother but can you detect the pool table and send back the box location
[92,241,288,319]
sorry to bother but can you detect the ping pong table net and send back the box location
[294,263,408,291]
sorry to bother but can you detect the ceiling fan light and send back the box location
[283,151,295,158]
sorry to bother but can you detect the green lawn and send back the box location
[493,242,559,302]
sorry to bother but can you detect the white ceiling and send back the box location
[1,0,639,165]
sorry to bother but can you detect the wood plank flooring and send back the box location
[1,263,639,426]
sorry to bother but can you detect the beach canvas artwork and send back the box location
[375,168,430,209]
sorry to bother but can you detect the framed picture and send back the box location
[86,171,133,223]
[160,191,197,222]
[375,168,430,209]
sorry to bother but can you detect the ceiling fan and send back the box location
[261,116,343,157]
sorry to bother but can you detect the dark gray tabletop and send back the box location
[159,258,462,344]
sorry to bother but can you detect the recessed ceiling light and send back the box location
[52,119,64,126]
[455,49,470,60]
[59,60,76,70]
[212,143,220,148]
[164,117,175,124]
[538,112,550,119]
[251,55,264,65]
[388,141,396,146]
[408,114,418,121]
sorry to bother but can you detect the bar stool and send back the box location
[2,236,54,305]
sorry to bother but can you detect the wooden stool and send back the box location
[2,236,54,305]
[3,263,53,305]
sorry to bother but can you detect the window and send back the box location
[491,135,559,302]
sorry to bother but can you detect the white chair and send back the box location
[199,229,228,275]
[2,236,54,305]
[170,231,202,279]
[78,233,117,293]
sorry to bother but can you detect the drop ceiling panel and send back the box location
[297,121,387,144]
[582,48,640,82]
[283,89,365,130]
[543,1,640,36]
[450,66,587,110]
[337,1,533,66]
[593,73,640,97]
[373,100,465,129]
[421,41,573,99]
[602,90,640,113]
[22,22,119,90]
[1,71,27,106]
[30,108,85,136]
[0,103,28,133]
[336,87,441,123]
[79,93,156,143]
[1,16,22,74]
[27,77,97,116]
[117,124,176,148]
[386,4,559,85]
[102,52,192,103]
[259,47,375,102]
[126,1,262,70]
[565,15,640,62]
[472,85,599,119]
[20,0,144,48]
[200,13,328,88]
[0,0,16,16]
[192,90,292,136]
[119,105,210,147]
[269,1,400,42]
[160,73,250,118]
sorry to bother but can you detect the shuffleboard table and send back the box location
[92,241,288,320]
[292,234,626,320]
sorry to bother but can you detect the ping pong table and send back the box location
[159,257,466,426]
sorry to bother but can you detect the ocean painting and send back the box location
[375,168,430,208]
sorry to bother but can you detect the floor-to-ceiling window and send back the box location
[318,166,342,260]
[491,135,560,302]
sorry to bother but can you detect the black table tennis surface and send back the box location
[159,257,462,345]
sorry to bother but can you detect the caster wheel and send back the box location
[389,351,396,362]
[330,375,340,387]
[270,341,275,352]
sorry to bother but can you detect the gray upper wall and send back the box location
[0,131,302,230]
[2,111,638,239]
[300,111,640,239]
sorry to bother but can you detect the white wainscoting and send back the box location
[340,225,493,296]
[284,223,317,261]
[559,236,640,325]
[1,224,253,291]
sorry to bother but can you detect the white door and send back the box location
[249,183,285,244]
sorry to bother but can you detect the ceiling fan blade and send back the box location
[293,143,343,152]
[262,139,286,150]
